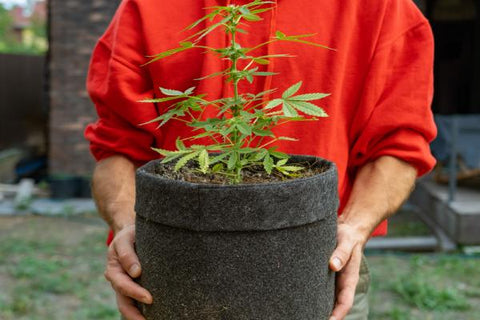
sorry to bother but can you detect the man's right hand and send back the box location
[104,224,153,320]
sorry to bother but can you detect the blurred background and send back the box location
[0,0,479,319]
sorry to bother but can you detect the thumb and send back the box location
[329,240,355,272]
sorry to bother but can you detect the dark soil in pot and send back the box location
[135,155,338,320]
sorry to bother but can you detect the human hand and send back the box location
[328,221,369,320]
[104,224,153,320]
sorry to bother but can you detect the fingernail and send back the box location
[142,295,152,304]
[331,257,342,270]
[129,264,140,276]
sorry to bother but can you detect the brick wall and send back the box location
[49,0,120,175]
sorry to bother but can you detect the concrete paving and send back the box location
[0,198,96,216]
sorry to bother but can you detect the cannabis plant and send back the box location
[141,0,332,183]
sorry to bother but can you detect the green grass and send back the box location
[0,216,118,320]
[1,215,480,319]
[368,254,480,320]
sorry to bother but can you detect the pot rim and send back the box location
[137,154,337,189]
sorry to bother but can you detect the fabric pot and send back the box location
[135,155,339,320]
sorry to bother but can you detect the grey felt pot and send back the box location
[135,155,339,320]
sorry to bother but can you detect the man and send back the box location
[85,0,437,319]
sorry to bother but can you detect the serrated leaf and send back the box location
[175,152,199,172]
[252,128,274,137]
[263,154,274,174]
[176,138,186,150]
[252,148,268,161]
[151,147,173,156]
[275,30,286,39]
[198,149,209,174]
[212,163,224,173]
[184,87,196,95]
[289,101,328,117]
[268,150,289,159]
[282,81,303,98]
[236,122,252,136]
[290,93,330,101]
[161,154,183,164]
[138,96,182,104]
[159,87,184,96]
[276,159,288,166]
[210,152,229,164]
[279,165,303,172]
[253,58,270,65]
[243,13,261,21]
[227,152,237,170]
[282,102,298,117]
[264,99,283,109]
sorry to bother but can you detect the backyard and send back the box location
[0,213,479,320]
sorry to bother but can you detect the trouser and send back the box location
[344,255,370,320]
[121,256,370,320]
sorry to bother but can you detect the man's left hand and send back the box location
[328,221,369,320]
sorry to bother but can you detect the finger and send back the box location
[114,231,142,278]
[116,292,146,320]
[329,238,355,272]
[329,249,362,320]
[105,264,153,304]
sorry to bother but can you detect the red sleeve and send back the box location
[84,0,159,164]
[349,7,437,177]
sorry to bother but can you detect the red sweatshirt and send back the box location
[85,0,437,237]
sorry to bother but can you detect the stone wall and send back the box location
[49,0,120,175]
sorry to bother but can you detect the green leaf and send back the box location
[276,159,288,166]
[278,165,303,172]
[160,87,185,96]
[253,58,270,65]
[275,30,286,39]
[282,81,303,98]
[264,99,283,109]
[252,71,278,76]
[252,128,273,137]
[162,153,184,164]
[269,150,289,159]
[175,152,199,172]
[180,41,194,48]
[282,102,299,117]
[210,152,229,164]
[252,148,268,161]
[242,13,261,21]
[263,154,274,174]
[236,122,252,136]
[289,101,328,117]
[195,71,225,81]
[290,93,330,101]
[184,87,196,95]
[212,163,224,173]
[277,136,299,141]
[176,138,186,151]
[227,152,237,170]
[138,96,182,104]
[198,149,209,174]
[151,148,173,156]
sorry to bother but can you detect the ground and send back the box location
[0,213,479,319]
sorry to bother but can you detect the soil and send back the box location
[153,159,329,185]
